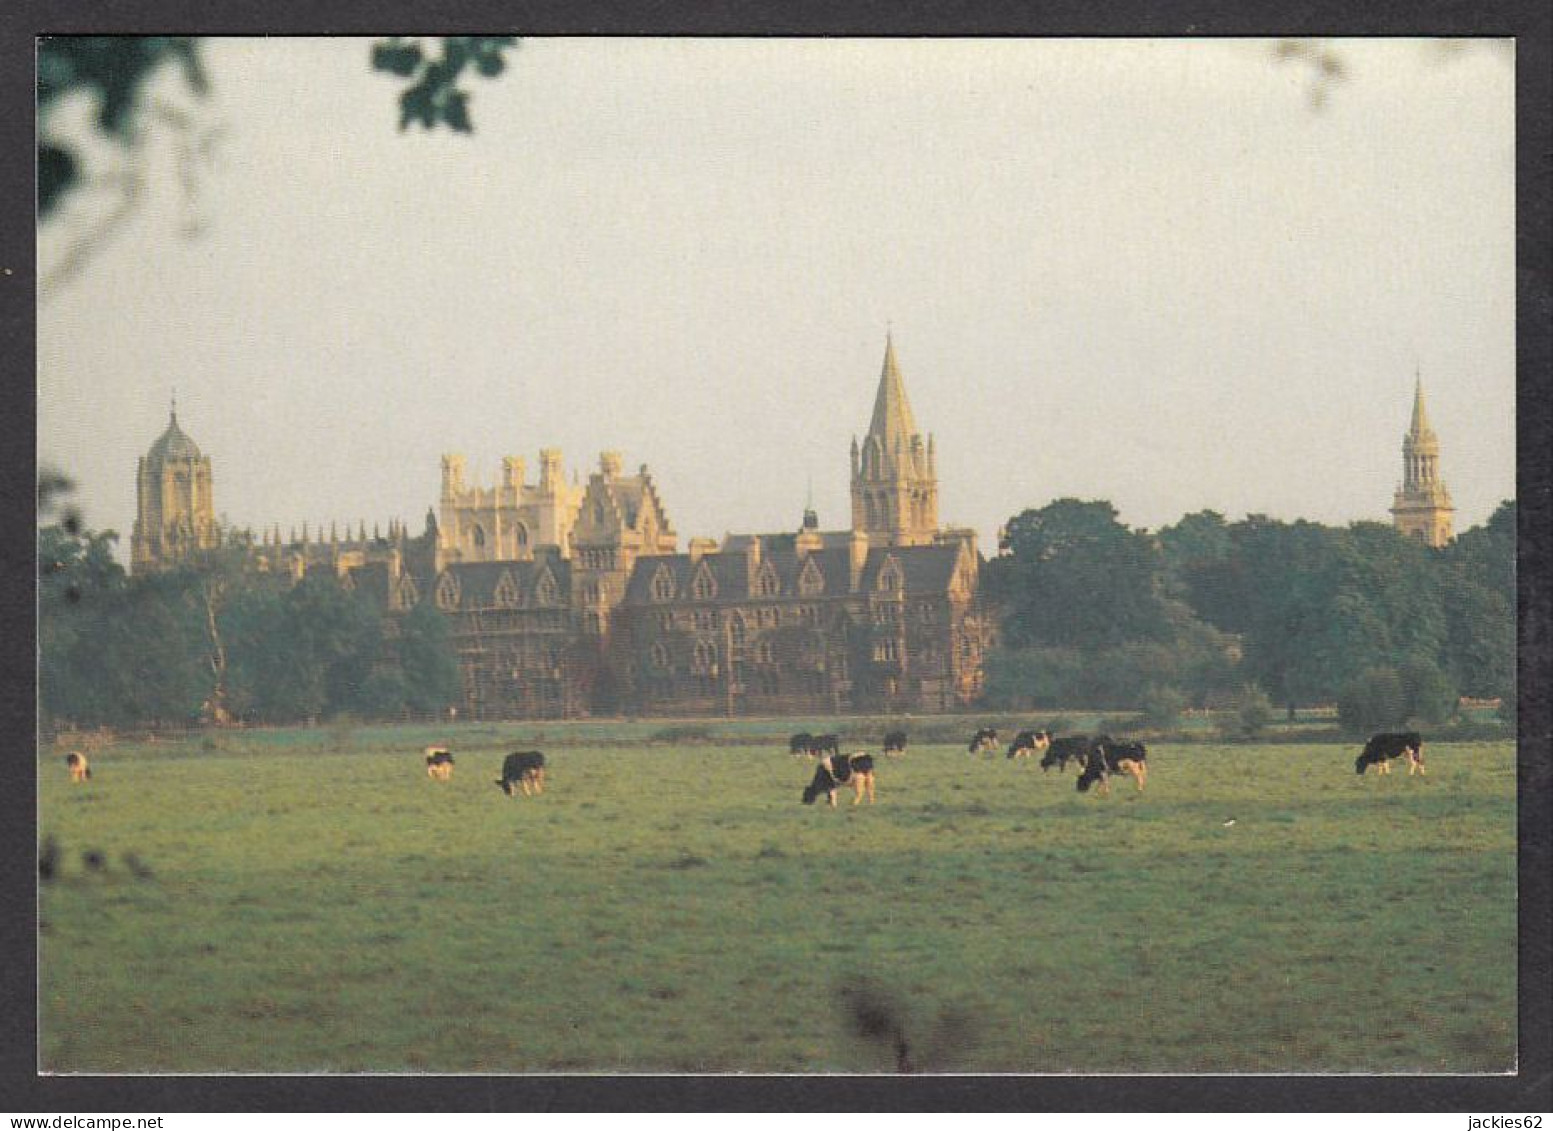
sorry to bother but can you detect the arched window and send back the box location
[692,563,717,601]
[514,522,529,548]
[650,642,669,670]
[729,613,747,647]
[436,572,461,611]
[754,564,779,598]
[756,638,775,665]
[471,523,486,549]
[693,640,718,673]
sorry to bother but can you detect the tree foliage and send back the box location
[371,37,519,133]
[984,499,1515,723]
[38,523,461,729]
[38,36,520,221]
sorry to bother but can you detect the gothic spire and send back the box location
[1409,371,1435,439]
[867,330,921,459]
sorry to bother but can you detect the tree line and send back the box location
[981,498,1515,733]
[39,526,461,731]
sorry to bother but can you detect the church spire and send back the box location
[1409,370,1435,439]
[867,330,920,458]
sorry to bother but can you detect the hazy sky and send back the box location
[38,37,1516,558]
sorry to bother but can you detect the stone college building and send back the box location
[131,337,991,719]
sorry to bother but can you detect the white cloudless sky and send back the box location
[38,37,1516,556]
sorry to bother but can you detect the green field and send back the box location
[38,722,1517,1073]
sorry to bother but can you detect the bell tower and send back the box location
[1390,374,1455,548]
[850,332,939,547]
[131,398,218,574]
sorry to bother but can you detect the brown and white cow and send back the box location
[64,751,91,784]
[424,746,455,781]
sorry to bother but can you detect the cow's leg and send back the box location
[828,788,838,809]
[866,773,876,804]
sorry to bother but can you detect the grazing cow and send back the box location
[807,733,841,759]
[1006,729,1052,760]
[968,727,999,755]
[802,753,877,808]
[1039,735,1092,773]
[1356,732,1425,776]
[496,750,547,797]
[64,751,91,784]
[1075,738,1148,796]
[789,732,815,757]
[423,746,455,781]
[883,730,908,757]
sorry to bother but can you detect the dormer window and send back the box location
[877,557,903,593]
[435,572,461,611]
[493,570,520,609]
[535,568,559,607]
[692,562,718,601]
[798,558,825,596]
[754,563,780,598]
[651,565,676,602]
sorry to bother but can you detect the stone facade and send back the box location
[435,449,585,569]
[129,335,991,718]
[1390,376,1455,548]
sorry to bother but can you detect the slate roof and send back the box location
[437,550,572,608]
[622,539,963,604]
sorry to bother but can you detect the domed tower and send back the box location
[850,332,939,547]
[131,400,218,574]
[1390,374,1455,548]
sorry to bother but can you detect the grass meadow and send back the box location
[37,721,1516,1074]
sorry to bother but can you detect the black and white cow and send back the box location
[1006,729,1052,760]
[1355,732,1425,776]
[424,746,455,781]
[968,727,999,755]
[496,750,547,796]
[1039,735,1092,773]
[1075,738,1148,796]
[789,732,814,757]
[807,733,841,759]
[883,730,908,757]
[802,753,877,807]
